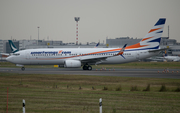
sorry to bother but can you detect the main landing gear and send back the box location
[21,67,25,71]
[83,65,92,70]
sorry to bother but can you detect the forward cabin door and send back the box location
[25,51,30,64]
[26,51,29,59]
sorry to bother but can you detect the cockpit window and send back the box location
[13,53,20,56]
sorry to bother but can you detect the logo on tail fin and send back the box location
[8,40,18,53]
[125,18,166,51]
[140,18,166,50]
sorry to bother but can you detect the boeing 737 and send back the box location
[6,18,166,71]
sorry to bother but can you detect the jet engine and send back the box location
[64,60,81,68]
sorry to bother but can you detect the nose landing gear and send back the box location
[21,67,25,71]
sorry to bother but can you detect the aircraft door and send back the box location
[26,51,30,59]
[25,51,30,64]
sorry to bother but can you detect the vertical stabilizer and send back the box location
[126,18,166,51]
[8,40,19,53]
[140,18,166,49]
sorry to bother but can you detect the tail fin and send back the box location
[8,40,18,53]
[140,18,166,49]
[126,18,166,50]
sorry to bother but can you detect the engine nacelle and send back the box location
[64,60,81,68]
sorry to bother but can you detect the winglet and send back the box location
[94,42,100,48]
[117,44,127,55]
[115,44,127,59]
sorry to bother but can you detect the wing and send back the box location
[80,44,127,65]
[81,56,109,65]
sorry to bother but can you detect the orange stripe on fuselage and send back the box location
[32,43,149,61]
[148,28,161,33]
[89,48,120,55]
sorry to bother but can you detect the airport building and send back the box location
[0,40,3,53]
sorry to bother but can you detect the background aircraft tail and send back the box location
[8,40,19,53]
[94,42,100,48]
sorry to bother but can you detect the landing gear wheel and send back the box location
[88,66,92,70]
[83,65,88,70]
[21,67,25,71]
[83,65,92,70]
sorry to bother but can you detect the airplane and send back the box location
[6,18,166,71]
[164,50,180,62]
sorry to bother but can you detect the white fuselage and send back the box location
[6,48,159,65]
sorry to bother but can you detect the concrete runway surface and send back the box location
[0,67,180,79]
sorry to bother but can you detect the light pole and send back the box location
[74,17,80,45]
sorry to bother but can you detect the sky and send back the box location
[0,0,180,44]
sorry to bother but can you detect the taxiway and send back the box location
[0,67,179,79]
